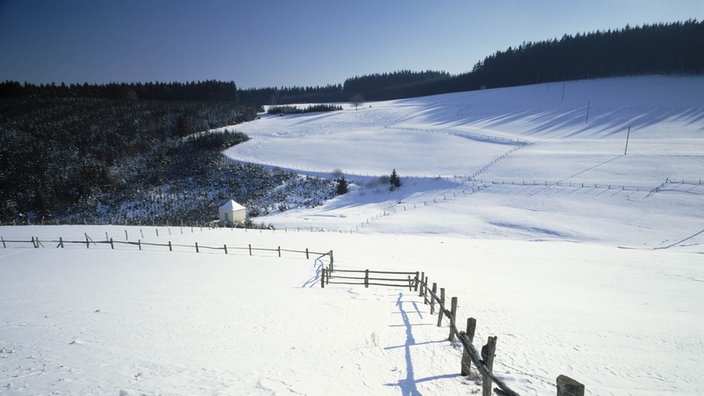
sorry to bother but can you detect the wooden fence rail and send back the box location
[321,268,418,289]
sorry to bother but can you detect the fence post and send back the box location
[329,250,334,268]
[414,271,419,292]
[58,237,64,248]
[321,267,325,288]
[437,288,445,327]
[278,246,281,257]
[430,283,437,314]
[418,272,425,297]
[449,297,458,342]
[1,236,5,248]
[125,229,128,241]
[224,244,228,254]
[85,234,90,249]
[461,318,477,376]
[556,375,585,396]
[306,248,309,259]
[249,244,252,256]
[195,242,199,253]
[110,238,114,249]
[423,277,429,304]
[168,241,172,251]
[138,240,142,251]
[481,336,497,396]
[364,269,369,288]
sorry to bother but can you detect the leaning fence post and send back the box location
[85,234,90,249]
[556,375,585,396]
[461,318,477,376]
[110,238,114,249]
[195,242,199,253]
[58,237,64,248]
[1,236,5,248]
[224,244,228,254]
[437,288,445,327]
[449,296,458,342]
[430,282,437,314]
[364,269,369,288]
[481,336,497,396]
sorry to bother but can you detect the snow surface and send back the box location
[2,76,703,395]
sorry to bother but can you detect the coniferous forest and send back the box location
[0,81,336,225]
[240,21,704,104]
[1,20,702,224]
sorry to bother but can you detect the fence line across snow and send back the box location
[320,264,585,396]
[0,233,333,264]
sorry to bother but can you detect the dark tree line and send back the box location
[453,19,704,91]
[266,104,342,115]
[238,84,343,106]
[341,70,451,101]
[234,20,703,105]
[237,71,451,105]
[0,80,239,102]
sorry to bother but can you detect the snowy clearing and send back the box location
[2,76,703,395]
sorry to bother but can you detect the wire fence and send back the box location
[0,232,333,265]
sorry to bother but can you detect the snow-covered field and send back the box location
[2,76,703,395]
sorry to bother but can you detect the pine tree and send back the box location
[336,176,349,195]
[389,169,401,190]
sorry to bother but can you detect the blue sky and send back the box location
[1,0,702,88]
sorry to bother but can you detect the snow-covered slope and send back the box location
[225,76,704,250]
[1,76,702,395]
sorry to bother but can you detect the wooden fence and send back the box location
[0,233,333,265]
[320,267,418,289]
[321,265,584,396]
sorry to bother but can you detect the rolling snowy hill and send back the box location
[225,76,704,250]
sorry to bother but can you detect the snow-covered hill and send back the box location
[226,76,704,250]
[1,76,702,395]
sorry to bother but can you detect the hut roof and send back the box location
[219,200,245,211]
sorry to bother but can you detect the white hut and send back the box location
[218,200,246,224]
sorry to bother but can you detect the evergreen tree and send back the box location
[336,176,349,195]
[389,169,401,190]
